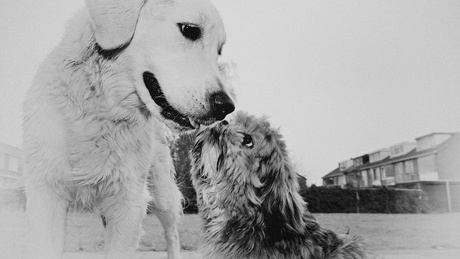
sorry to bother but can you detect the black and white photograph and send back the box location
[0,0,459,258]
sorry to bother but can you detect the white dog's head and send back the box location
[86,0,235,131]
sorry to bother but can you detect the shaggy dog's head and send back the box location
[191,112,307,249]
[86,0,234,131]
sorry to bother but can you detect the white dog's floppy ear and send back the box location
[86,0,146,50]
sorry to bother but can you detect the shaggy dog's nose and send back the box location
[210,92,235,120]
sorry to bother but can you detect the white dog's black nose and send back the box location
[210,92,235,120]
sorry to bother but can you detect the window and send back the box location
[404,160,414,174]
[391,147,401,156]
[382,166,393,177]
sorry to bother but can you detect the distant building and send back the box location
[297,174,308,192]
[323,132,460,188]
[0,142,23,189]
[0,142,25,212]
[322,167,345,187]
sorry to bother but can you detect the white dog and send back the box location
[22,0,234,258]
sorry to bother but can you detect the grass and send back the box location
[1,211,460,255]
[313,213,460,251]
[66,212,460,252]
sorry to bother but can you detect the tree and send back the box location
[170,133,197,213]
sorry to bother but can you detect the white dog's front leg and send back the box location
[101,188,147,259]
[154,208,182,259]
[26,184,69,259]
[149,169,183,259]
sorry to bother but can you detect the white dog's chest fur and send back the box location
[57,113,156,208]
[24,46,158,206]
[29,16,151,176]
[67,119,153,185]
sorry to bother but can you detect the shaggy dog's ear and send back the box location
[259,135,306,243]
[86,0,146,50]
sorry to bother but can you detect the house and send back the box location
[361,133,459,187]
[322,167,344,187]
[0,142,23,189]
[322,159,352,187]
[297,174,308,192]
[322,132,460,212]
[359,142,417,187]
[0,142,24,211]
[323,132,460,188]
[347,154,370,188]
[323,155,372,188]
[361,148,390,186]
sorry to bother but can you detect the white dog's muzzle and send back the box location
[143,71,234,130]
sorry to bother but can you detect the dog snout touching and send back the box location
[210,92,235,120]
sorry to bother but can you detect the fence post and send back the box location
[385,188,390,213]
[446,181,452,213]
[356,190,360,214]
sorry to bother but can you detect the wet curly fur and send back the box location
[191,112,367,259]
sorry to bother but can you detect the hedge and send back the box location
[301,185,431,214]
[173,185,431,214]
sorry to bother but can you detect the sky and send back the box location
[1,0,459,185]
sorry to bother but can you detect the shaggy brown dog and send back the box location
[191,112,367,259]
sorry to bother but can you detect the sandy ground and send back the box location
[1,211,459,259]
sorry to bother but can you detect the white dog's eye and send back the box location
[178,23,201,41]
[242,134,254,149]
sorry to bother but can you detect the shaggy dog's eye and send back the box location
[178,23,201,41]
[242,134,254,148]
